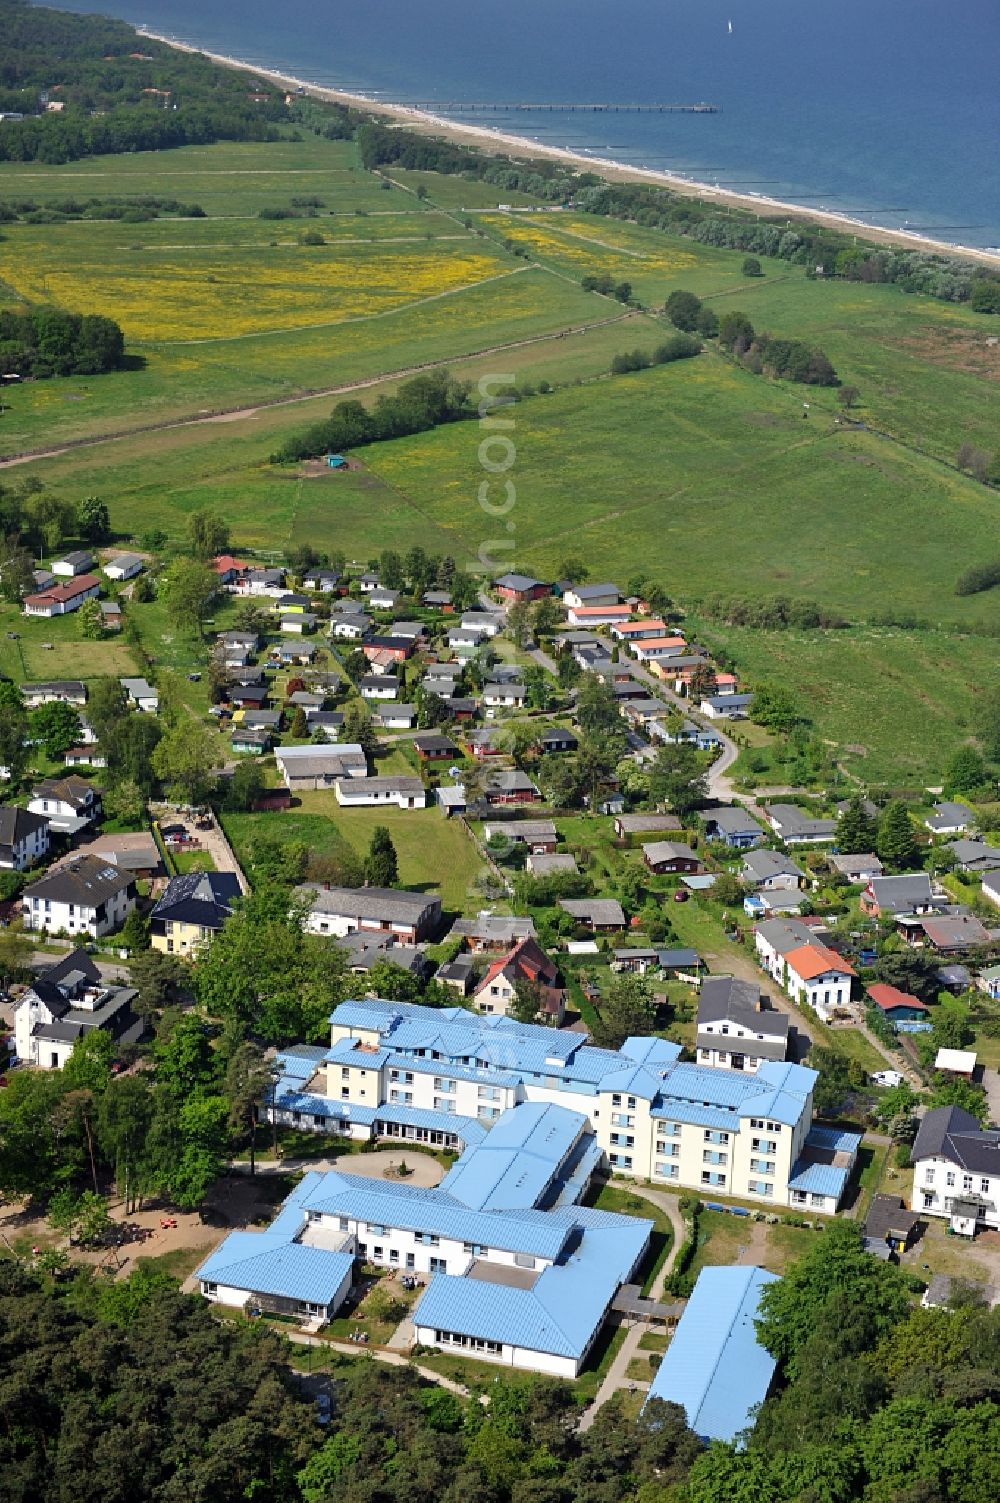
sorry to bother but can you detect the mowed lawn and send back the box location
[224,796,485,915]
[0,599,140,685]
[691,623,998,785]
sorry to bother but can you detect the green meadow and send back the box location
[2,127,998,782]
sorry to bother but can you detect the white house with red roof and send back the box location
[23,574,101,618]
[472,937,566,1024]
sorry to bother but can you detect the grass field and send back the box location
[692,622,999,785]
[0,607,140,685]
[222,797,486,915]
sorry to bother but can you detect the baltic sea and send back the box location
[51,0,1000,248]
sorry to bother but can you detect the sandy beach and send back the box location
[139,28,1000,268]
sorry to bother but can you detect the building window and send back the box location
[925,1168,934,1185]
[750,1159,775,1176]
[752,1137,777,1155]
[963,1175,973,1192]
[946,1172,955,1186]
[429,1257,447,1274]
[982,1179,990,1194]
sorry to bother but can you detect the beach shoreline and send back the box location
[139,27,1000,268]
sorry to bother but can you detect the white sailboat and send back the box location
[728,19,733,33]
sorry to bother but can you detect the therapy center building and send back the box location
[264,999,853,1214]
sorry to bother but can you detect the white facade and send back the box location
[335,778,426,809]
[913,1158,1000,1234]
[25,881,134,939]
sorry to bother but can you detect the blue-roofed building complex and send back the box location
[643,1266,779,1444]
[198,1100,652,1376]
[260,998,849,1212]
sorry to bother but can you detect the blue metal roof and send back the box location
[276,1045,328,1080]
[298,1170,573,1259]
[371,1103,489,1145]
[644,1266,779,1444]
[412,1216,650,1361]
[440,1103,587,1211]
[787,1159,850,1199]
[806,1124,863,1155]
[620,1035,684,1067]
[196,1232,354,1305]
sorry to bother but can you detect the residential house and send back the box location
[23,853,135,938]
[234,567,286,597]
[448,628,485,656]
[472,937,565,1023]
[120,677,159,713]
[413,732,460,762]
[232,726,272,755]
[642,841,701,875]
[274,744,368,792]
[362,635,413,664]
[925,802,976,836]
[211,554,249,586]
[28,775,101,835]
[495,573,550,604]
[630,636,688,663]
[562,583,621,609]
[948,838,1000,874]
[980,869,1000,909]
[766,804,837,845]
[21,681,87,708]
[99,600,122,630]
[336,931,428,979]
[448,915,537,951]
[52,551,95,577]
[609,618,671,643]
[280,612,317,635]
[526,853,578,878]
[614,813,682,839]
[755,918,855,1019]
[229,684,270,711]
[357,572,380,593]
[482,820,557,854]
[64,745,107,769]
[861,873,938,918]
[272,640,317,666]
[302,568,340,593]
[911,1106,1000,1235]
[482,680,526,710]
[466,728,503,759]
[435,953,475,995]
[436,784,467,817]
[297,884,441,943]
[483,770,541,806]
[335,776,427,810]
[369,587,401,612]
[440,697,476,722]
[23,574,101,617]
[0,806,50,871]
[360,675,400,701]
[700,806,766,849]
[421,589,452,609]
[14,948,143,1070]
[912,914,990,954]
[565,603,632,628]
[652,718,723,753]
[103,552,144,581]
[538,727,578,754]
[829,852,883,883]
[151,871,241,956]
[866,983,930,1025]
[330,613,371,640]
[741,850,806,892]
[558,898,626,932]
[460,611,502,637]
[700,693,752,720]
[976,963,1000,1000]
[376,703,417,730]
[696,977,790,1073]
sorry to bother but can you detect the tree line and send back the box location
[0,306,125,378]
[665,291,838,386]
[0,0,290,165]
[271,369,474,463]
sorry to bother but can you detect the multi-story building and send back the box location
[0,806,50,871]
[27,774,101,835]
[14,948,143,1070]
[22,854,135,938]
[266,999,852,1213]
[696,977,790,1073]
[911,1105,1000,1236]
[150,871,241,957]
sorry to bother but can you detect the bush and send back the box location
[742,256,763,277]
[955,559,1000,596]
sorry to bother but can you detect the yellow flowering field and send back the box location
[487,213,697,279]
[0,226,510,341]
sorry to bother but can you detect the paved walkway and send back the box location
[578,1184,687,1430]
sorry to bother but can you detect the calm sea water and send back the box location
[53,0,1000,247]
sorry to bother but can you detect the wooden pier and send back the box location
[404,102,719,114]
